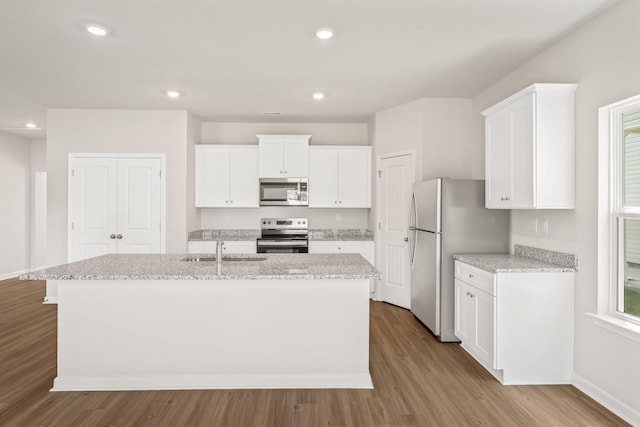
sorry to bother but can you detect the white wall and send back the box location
[0,130,31,278]
[201,122,368,146]
[186,113,201,232]
[46,109,191,266]
[471,0,640,420]
[30,139,46,269]
[197,121,371,230]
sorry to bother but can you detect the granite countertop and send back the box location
[20,253,381,281]
[188,229,374,242]
[453,254,576,273]
[453,244,578,273]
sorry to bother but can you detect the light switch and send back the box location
[540,219,549,234]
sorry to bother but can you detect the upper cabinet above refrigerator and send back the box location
[482,83,577,209]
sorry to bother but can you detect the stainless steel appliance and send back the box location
[408,178,509,342]
[259,178,308,206]
[257,218,309,253]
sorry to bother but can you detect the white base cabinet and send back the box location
[309,241,375,294]
[454,260,573,385]
[188,240,257,254]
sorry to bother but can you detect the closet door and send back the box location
[116,158,162,254]
[70,158,118,261]
[70,156,163,262]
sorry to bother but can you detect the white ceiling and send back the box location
[0,0,618,138]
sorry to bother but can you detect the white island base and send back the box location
[53,278,372,391]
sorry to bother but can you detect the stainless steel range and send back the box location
[256,218,308,253]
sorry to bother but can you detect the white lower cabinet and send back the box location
[454,260,573,385]
[187,240,257,254]
[309,241,375,293]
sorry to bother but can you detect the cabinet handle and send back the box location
[339,201,342,204]
[116,234,123,239]
[501,196,511,201]
[469,274,474,278]
[467,292,475,298]
[109,234,116,239]
[230,200,233,203]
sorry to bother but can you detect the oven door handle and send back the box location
[256,240,308,247]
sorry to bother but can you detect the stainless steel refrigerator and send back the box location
[408,178,509,342]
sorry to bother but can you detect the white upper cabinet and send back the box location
[309,146,371,208]
[257,135,310,178]
[482,83,577,209]
[195,145,258,208]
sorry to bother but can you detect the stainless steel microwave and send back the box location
[259,178,308,206]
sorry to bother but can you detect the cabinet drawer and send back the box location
[455,261,496,296]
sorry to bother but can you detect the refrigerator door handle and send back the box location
[408,228,417,267]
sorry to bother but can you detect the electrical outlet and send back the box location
[336,214,342,222]
[531,218,539,233]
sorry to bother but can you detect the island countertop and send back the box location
[20,253,381,281]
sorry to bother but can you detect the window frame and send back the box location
[594,93,640,342]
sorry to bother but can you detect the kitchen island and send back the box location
[21,253,380,391]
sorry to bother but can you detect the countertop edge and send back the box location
[453,254,577,274]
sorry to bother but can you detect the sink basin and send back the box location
[182,255,267,262]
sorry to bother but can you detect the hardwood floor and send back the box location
[0,277,628,426]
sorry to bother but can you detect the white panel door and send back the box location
[258,137,284,177]
[509,96,535,208]
[196,146,230,207]
[454,279,473,343]
[229,147,259,207]
[71,158,118,261]
[485,111,511,208]
[283,138,309,177]
[71,155,164,262]
[308,148,338,207]
[378,152,414,307]
[116,158,162,254]
[338,148,371,208]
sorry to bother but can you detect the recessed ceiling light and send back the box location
[86,25,109,37]
[316,28,334,40]
[25,122,37,129]
[166,90,181,98]
[313,92,325,100]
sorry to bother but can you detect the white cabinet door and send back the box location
[483,83,576,209]
[283,138,309,177]
[196,146,230,207]
[454,279,474,345]
[258,135,310,178]
[338,147,371,208]
[308,241,374,265]
[472,287,496,368]
[229,147,259,207]
[258,137,284,177]
[309,148,339,207]
[116,158,162,254]
[309,146,371,208]
[188,240,257,254]
[196,145,258,208]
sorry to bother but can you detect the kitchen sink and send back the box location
[182,255,267,262]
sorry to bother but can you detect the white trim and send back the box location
[586,313,640,344]
[52,373,373,392]
[0,269,29,281]
[67,153,167,262]
[573,372,640,426]
[375,149,416,302]
[596,93,640,332]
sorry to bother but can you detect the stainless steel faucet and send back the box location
[216,240,224,274]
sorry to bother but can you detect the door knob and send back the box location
[116,234,123,239]
[109,234,116,239]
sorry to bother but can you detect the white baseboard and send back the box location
[0,269,29,281]
[573,373,640,426]
[52,373,374,391]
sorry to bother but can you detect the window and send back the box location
[597,93,640,339]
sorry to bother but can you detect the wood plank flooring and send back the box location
[0,277,628,426]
